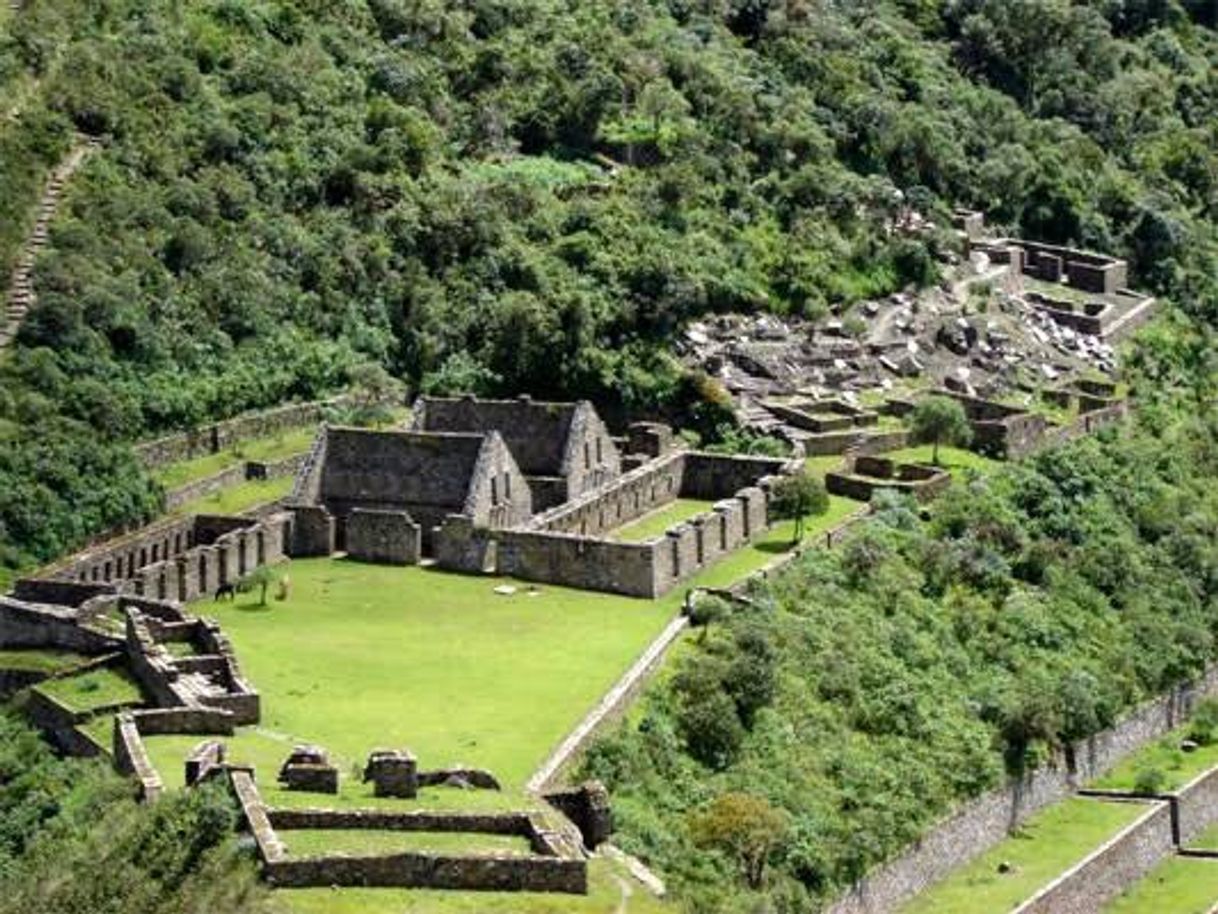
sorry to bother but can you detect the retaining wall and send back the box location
[1176,766,1218,846]
[0,597,121,653]
[827,662,1218,914]
[264,851,587,893]
[113,714,163,801]
[1013,801,1173,914]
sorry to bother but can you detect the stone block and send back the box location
[363,748,418,798]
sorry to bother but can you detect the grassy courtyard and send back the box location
[900,798,1149,914]
[1104,856,1218,913]
[611,499,717,542]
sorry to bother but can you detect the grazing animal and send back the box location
[214,582,236,602]
[274,574,291,602]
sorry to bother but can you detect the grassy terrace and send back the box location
[0,648,88,673]
[36,667,143,714]
[173,475,294,517]
[153,427,317,489]
[280,830,534,858]
[610,499,717,542]
[900,798,1148,914]
[1105,857,1218,913]
[1092,728,1218,793]
[886,444,1002,475]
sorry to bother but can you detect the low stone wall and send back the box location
[0,597,121,653]
[1013,801,1173,914]
[527,614,689,794]
[131,706,237,736]
[165,464,247,511]
[1176,766,1218,846]
[827,662,1218,914]
[113,714,163,802]
[268,808,535,835]
[530,451,687,537]
[346,508,422,565]
[134,397,345,470]
[265,851,587,893]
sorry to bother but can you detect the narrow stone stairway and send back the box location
[1,134,99,349]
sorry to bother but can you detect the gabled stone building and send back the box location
[308,427,532,553]
[411,395,620,510]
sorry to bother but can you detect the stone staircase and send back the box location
[1,135,100,349]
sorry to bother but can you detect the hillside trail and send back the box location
[1,134,99,349]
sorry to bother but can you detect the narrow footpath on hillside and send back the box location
[1,134,99,349]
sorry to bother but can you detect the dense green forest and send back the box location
[1,0,1217,574]
[0,712,266,913]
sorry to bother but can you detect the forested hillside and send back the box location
[1,0,1217,576]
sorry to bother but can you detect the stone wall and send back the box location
[680,452,793,500]
[1013,801,1172,914]
[265,851,587,893]
[346,509,422,565]
[0,597,121,653]
[827,663,1218,914]
[530,451,687,537]
[267,808,537,835]
[11,579,115,606]
[113,713,163,801]
[133,397,346,470]
[289,506,334,557]
[1175,767,1218,846]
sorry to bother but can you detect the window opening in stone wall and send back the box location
[504,472,511,500]
[584,441,591,468]
[491,477,499,505]
[596,437,603,464]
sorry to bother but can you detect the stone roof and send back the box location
[411,396,587,478]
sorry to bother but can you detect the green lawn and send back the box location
[78,714,115,750]
[1186,820,1218,850]
[611,499,717,542]
[36,667,143,714]
[173,476,294,517]
[277,858,669,914]
[804,454,847,480]
[900,798,1149,914]
[154,427,317,489]
[280,830,533,858]
[1092,729,1218,793]
[1105,856,1218,914]
[886,444,1002,475]
[0,648,88,673]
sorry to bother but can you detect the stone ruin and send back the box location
[543,781,613,850]
[278,745,339,794]
[826,455,952,504]
[363,748,418,798]
[288,395,803,598]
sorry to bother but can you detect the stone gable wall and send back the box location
[346,509,422,565]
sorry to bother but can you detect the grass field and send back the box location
[899,798,1149,914]
[280,830,534,858]
[804,454,847,480]
[154,427,317,489]
[277,858,670,914]
[173,476,294,517]
[0,648,88,673]
[885,444,1002,475]
[611,499,717,542]
[1092,730,1218,793]
[36,667,143,713]
[1105,856,1218,913]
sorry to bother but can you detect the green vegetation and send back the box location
[612,499,718,543]
[886,444,1001,476]
[36,667,143,713]
[900,799,1147,914]
[0,712,268,914]
[584,415,1218,908]
[280,830,533,859]
[909,397,973,466]
[173,476,294,518]
[770,473,831,544]
[154,427,317,489]
[1105,856,1218,914]
[1095,734,1218,793]
[0,647,87,673]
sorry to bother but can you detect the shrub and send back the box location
[1134,767,1167,795]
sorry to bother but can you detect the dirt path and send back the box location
[1,134,99,348]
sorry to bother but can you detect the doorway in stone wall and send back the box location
[481,539,498,575]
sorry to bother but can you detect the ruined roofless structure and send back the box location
[411,395,621,510]
[311,427,532,552]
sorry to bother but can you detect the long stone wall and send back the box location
[134,397,348,470]
[113,713,163,802]
[0,596,121,653]
[1175,766,1218,846]
[1013,801,1173,914]
[264,851,587,893]
[530,451,687,537]
[827,662,1218,914]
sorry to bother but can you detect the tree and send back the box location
[689,792,789,889]
[910,396,973,466]
[771,473,830,543]
[238,565,276,606]
[348,362,405,428]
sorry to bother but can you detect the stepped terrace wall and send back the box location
[827,663,1218,914]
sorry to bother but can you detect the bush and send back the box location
[1188,698,1218,746]
[1134,767,1168,795]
